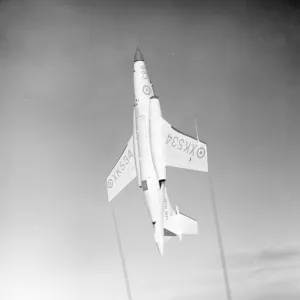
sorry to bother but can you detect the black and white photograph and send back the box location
[1,0,300,299]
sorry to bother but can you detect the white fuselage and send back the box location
[132,59,166,255]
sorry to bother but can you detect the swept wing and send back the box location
[162,119,208,172]
[107,136,136,201]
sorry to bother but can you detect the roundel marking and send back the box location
[197,147,205,159]
[107,179,113,189]
[142,85,151,95]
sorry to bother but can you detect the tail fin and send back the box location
[163,190,198,239]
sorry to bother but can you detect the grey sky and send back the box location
[1,0,300,299]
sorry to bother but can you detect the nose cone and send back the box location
[134,47,144,62]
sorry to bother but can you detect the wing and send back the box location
[162,119,208,172]
[107,136,136,202]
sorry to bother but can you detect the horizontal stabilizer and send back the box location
[177,213,198,235]
[163,190,198,238]
[164,228,177,237]
[164,212,198,237]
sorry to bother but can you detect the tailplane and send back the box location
[163,190,198,241]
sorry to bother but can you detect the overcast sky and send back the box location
[1,0,300,299]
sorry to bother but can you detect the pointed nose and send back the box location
[134,47,144,62]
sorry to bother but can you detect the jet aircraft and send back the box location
[107,48,208,255]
